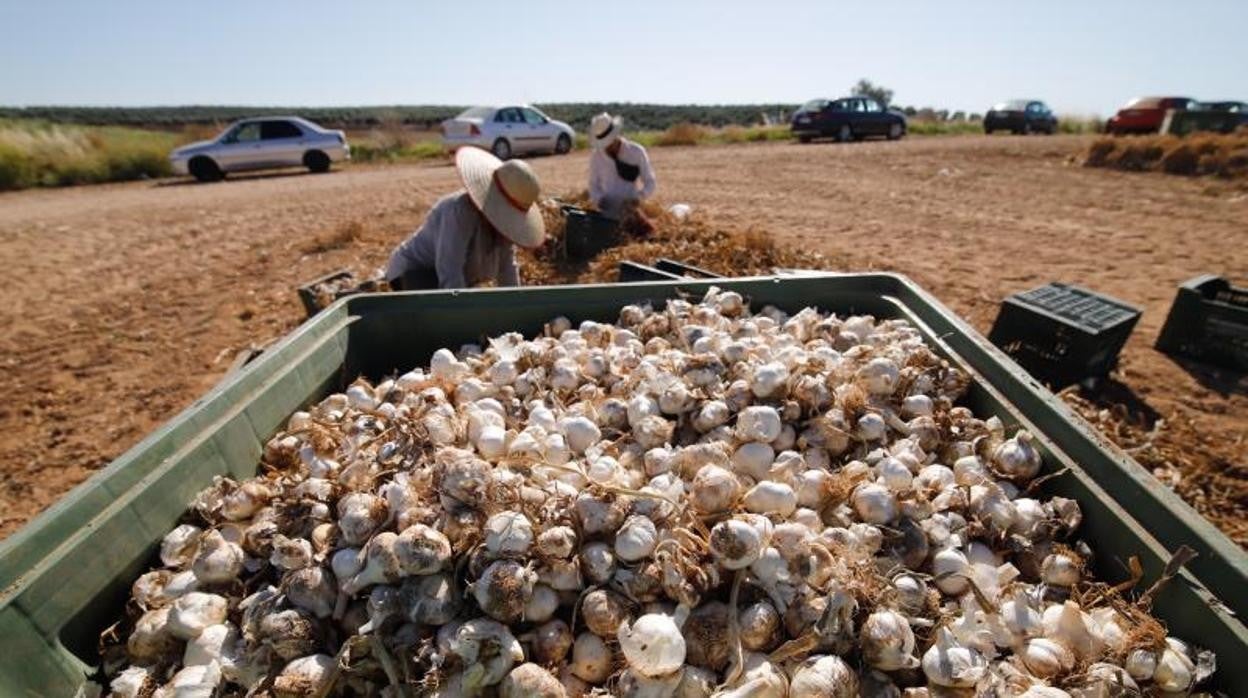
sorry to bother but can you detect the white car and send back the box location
[441,105,575,159]
[169,117,350,182]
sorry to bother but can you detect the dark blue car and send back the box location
[791,97,907,143]
[984,100,1058,135]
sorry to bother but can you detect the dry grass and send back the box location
[1081,130,1248,179]
[0,120,180,190]
[1060,388,1248,546]
[654,122,709,147]
[522,193,836,285]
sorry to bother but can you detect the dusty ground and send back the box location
[0,135,1244,543]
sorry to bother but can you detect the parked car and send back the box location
[441,106,575,159]
[791,97,907,143]
[170,117,348,182]
[983,100,1058,134]
[1105,97,1195,135]
[1205,101,1248,128]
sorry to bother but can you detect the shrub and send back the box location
[1081,130,1248,180]
[655,122,707,147]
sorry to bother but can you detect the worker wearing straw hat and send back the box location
[385,147,546,290]
[587,112,657,229]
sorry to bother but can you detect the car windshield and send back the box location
[456,106,494,120]
[800,99,829,112]
[993,100,1029,111]
[1125,97,1162,109]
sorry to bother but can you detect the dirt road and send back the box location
[1,135,1244,542]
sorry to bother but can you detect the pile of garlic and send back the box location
[102,287,1217,697]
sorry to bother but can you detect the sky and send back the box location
[1,0,1244,116]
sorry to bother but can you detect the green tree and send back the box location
[850,79,894,107]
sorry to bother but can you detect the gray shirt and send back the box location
[385,191,521,289]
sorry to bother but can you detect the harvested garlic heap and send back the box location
[101,288,1218,698]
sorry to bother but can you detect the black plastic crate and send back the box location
[1156,275,1248,371]
[562,205,620,260]
[654,257,721,278]
[296,269,381,318]
[618,261,683,282]
[988,282,1141,387]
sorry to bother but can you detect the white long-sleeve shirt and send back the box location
[588,138,656,219]
[385,192,520,289]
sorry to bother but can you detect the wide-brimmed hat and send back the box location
[589,112,623,149]
[456,147,546,248]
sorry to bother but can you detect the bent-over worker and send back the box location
[385,148,545,290]
[587,112,656,229]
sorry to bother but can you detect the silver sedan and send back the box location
[170,117,350,182]
[441,105,575,159]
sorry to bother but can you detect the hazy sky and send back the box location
[1,0,1244,116]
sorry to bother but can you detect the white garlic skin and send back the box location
[616,515,660,562]
[735,406,783,443]
[861,609,919,670]
[710,518,765,570]
[1020,637,1075,678]
[1153,640,1196,693]
[571,631,615,684]
[160,524,203,568]
[931,547,970,596]
[852,483,898,524]
[191,530,244,585]
[272,654,335,697]
[743,480,797,517]
[922,628,987,688]
[789,654,859,698]
[167,592,228,640]
[500,662,565,698]
[619,612,687,678]
[484,511,535,557]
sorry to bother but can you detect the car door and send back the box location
[260,120,307,167]
[820,99,848,135]
[520,108,555,153]
[493,108,524,151]
[215,122,263,170]
[862,99,886,135]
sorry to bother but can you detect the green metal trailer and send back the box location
[0,273,1244,695]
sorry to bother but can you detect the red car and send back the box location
[1106,96,1195,134]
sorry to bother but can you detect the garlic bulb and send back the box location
[861,609,919,670]
[269,534,313,571]
[619,612,687,677]
[110,666,156,698]
[744,480,798,517]
[790,654,859,697]
[736,406,782,443]
[272,654,335,697]
[582,589,631,637]
[484,511,535,557]
[163,661,223,698]
[750,362,790,398]
[128,607,179,663]
[731,442,775,481]
[616,515,660,561]
[570,631,614,684]
[1020,637,1075,678]
[1125,648,1157,681]
[336,492,387,546]
[739,600,782,651]
[1041,551,1081,587]
[1041,601,1104,662]
[183,622,239,669]
[1153,639,1196,693]
[932,547,970,596]
[690,464,740,514]
[167,592,228,639]
[500,663,565,698]
[285,566,336,618]
[992,430,1042,480]
[161,524,203,568]
[532,619,574,664]
[221,481,272,521]
[852,483,898,525]
[473,559,537,623]
[710,517,765,570]
[921,627,987,687]
[191,529,244,584]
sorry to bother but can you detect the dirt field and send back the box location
[0,135,1245,544]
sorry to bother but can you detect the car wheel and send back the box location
[837,124,854,143]
[188,156,222,183]
[887,123,904,140]
[554,133,572,155]
[492,138,512,160]
[985,128,993,135]
[304,150,331,173]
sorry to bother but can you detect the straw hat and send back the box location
[589,112,623,149]
[456,147,546,248]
